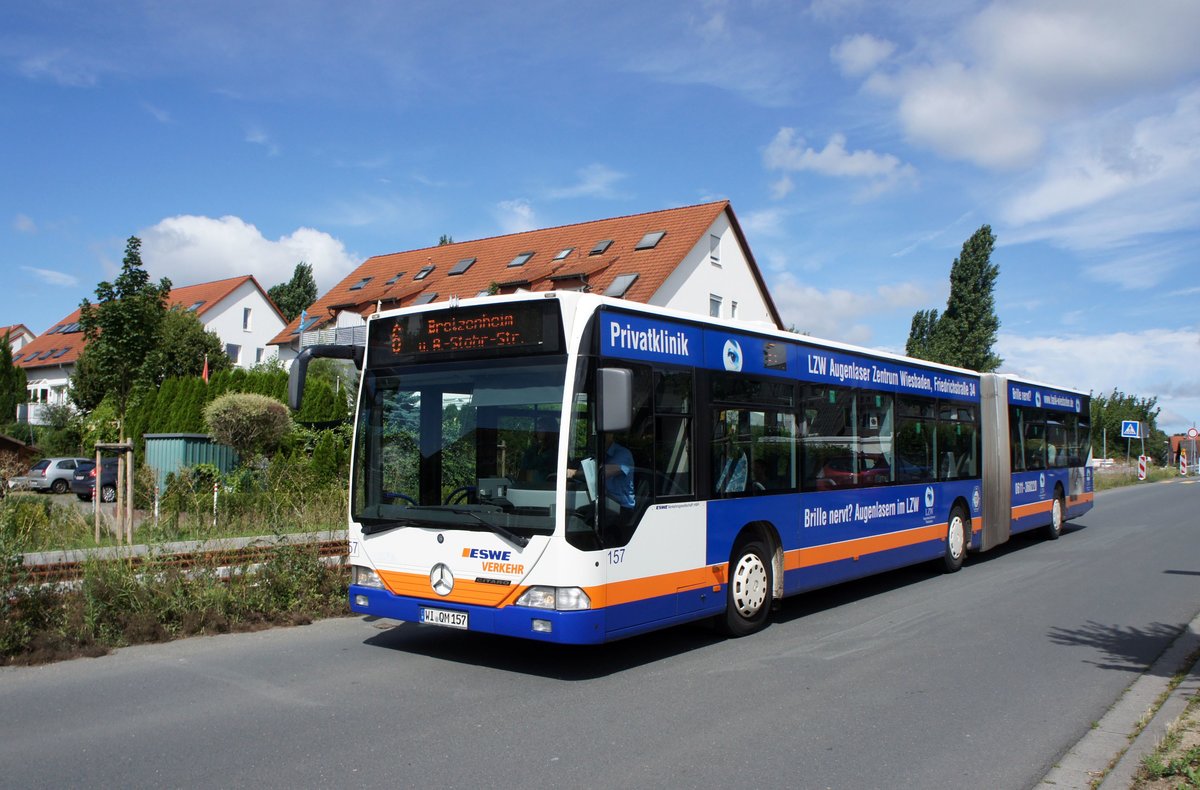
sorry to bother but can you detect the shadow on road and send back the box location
[1047,620,1189,675]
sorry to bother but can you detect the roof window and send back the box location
[589,239,613,256]
[635,230,666,250]
[348,277,373,291]
[508,252,534,268]
[413,292,438,305]
[604,273,639,298]
[187,301,205,312]
[385,272,407,285]
[553,248,574,261]
[52,348,69,359]
[62,322,80,333]
[46,325,62,335]
[449,257,476,276]
[414,265,435,281]
[39,349,56,360]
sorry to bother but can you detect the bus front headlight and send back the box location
[352,565,384,589]
[516,586,591,611]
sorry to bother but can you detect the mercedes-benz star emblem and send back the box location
[430,563,454,596]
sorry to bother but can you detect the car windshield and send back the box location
[352,358,568,541]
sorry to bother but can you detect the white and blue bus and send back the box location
[290,292,1093,643]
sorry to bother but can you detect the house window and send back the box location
[709,295,722,318]
[710,234,721,266]
[226,344,241,365]
[731,301,738,319]
[243,307,252,331]
[385,272,407,285]
[589,239,613,256]
[449,258,476,275]
[255,348,264,364]
[414,265,435,281]
[604,273,639,298]
[554,248,574,261]
[348,277,372,291]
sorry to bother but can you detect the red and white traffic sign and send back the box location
[1188,427,1198,439]
[1138,455,1147,480]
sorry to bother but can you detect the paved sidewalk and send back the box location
[1041,611,1200,789]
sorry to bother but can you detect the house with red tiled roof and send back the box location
[1,324,35,353]
[16,276,285,425]
[269,201,781,360]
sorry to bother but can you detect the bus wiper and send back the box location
[453,509,530,549]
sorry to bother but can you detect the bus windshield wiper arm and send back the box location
[453,509,530,548]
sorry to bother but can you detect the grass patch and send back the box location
[1,537,348,666]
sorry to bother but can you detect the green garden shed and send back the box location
[144,433,238,490]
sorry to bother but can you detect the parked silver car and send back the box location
[8,457,93,494]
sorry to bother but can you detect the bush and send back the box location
[204,393,291,461]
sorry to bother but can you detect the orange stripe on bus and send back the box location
[783,523,948,571]
[1011,500,1052,519]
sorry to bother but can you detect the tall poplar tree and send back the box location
[0,332,27,424]
[905,225,1002,372]
[267,262,318,322]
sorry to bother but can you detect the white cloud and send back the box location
[142,102,173,124]
[245,125,279,156]
[18,49,101,87]
[861,1,1200,170]
[21,266,78,287]
[1002,90,1200,228]
[998,327,1200,434]
[831,34,895,77]
[545,164,628,200]
[764,129,916,196]
[494,199,537,234]
[13,214,36,233]
[139,215,359,292]
[767,270,927,344]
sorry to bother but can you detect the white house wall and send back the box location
[648,211,776,327]
[200,280,286,368]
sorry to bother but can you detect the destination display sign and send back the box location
[369,301,561,365]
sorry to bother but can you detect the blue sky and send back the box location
[3,0,1199,438]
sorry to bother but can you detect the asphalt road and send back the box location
[2,480,1198,789]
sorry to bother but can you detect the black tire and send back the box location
[100,485,117,503]
[943,505,968,573]
[1045,489,1065,540]
[76,494,90,501]
[51,478,68,494]
[720,539,773,637]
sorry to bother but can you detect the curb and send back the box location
[1041,611,1200,789]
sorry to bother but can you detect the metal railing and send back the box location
[299,326,366,348]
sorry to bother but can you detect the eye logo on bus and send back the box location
[924,486,935,509]
[1075,397,1082,412]
[1038,473,1046,493]
[972,487,981,512]
[723,339,743,372]
[1035,392,1043,408]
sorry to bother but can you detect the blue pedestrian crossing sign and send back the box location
[1121,420,1141,439]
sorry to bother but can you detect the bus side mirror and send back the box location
[288,344,364,411]
[597,368,632,433]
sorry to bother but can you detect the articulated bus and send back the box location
[290,292,1093,644]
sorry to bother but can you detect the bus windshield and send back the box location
[351,357,568,542]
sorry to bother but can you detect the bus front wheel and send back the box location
[720,539,773,637]
[943,506,967,573]
[1046,490,1065,540]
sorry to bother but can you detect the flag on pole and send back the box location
[202,353,209,383]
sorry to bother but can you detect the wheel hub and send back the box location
[731,553,768,617]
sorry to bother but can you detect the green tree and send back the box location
[267,262,318,322]
[143,306,232,384]
[75,236,171,423]
[1090,389,1166,461]
[905,225,1002,372]
[0,333,26,424]
[438,234,454,246]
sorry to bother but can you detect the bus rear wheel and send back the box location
[720,539,773,637]
[943,506,967,573]
[1046,491,1065,540]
